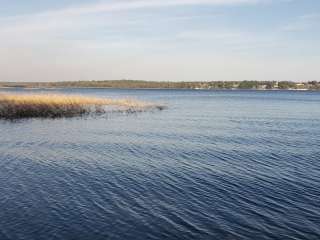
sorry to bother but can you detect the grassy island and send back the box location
[0,93,164,119]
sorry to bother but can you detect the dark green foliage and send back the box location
[278,81,296,89]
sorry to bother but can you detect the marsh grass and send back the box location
[0,93,165,119]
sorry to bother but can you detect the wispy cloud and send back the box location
[37,0,263,17]
[0,0,267,44]
[0,0,264,34]
[282,13,320,32]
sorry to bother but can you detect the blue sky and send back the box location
[0,0,319,82]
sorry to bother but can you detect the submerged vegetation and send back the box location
[0,80,319,90]
[0,93,164,119]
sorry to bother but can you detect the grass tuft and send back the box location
[0,93,164,119]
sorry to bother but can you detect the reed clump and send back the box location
[0,93,164,119]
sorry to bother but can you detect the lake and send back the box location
[0,89,319,240]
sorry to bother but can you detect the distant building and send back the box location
[258,84,267,90]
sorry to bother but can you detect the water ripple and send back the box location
[0,89,320,240]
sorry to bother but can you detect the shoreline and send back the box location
[0,86,318,92]
[0,80,319,91]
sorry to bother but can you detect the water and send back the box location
[0,89,319,240]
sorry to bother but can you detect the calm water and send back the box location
[0,89,320,240]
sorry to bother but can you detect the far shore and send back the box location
[0,80,319,91]
[0,86,315,91]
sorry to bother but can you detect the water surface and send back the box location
[0,89,319,240]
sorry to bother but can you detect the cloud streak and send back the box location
[282,13,320,32]
[39,0,262,17]
[0,0,263,35]
[0,0,268,44]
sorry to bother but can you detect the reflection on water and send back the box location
[0,89,320,240]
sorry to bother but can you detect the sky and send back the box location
[0,0,319,82]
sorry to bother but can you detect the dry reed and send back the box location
[0,93,164,119]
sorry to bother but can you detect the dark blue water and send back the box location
[0,89,319,240]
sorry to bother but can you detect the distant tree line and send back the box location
[0,80,319,90]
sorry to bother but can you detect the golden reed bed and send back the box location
[0,93,164,119]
